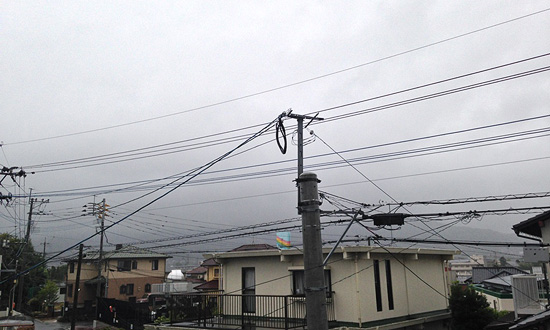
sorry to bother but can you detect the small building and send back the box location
[448,254,485,283]
[185,266,207,281]
[64,245,170,312]
[506,211,550,328]
[205,244,459,329]
[470,266,528,284]
[201,258,220,282]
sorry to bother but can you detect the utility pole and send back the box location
[96,199,106,317]
[15,193,48,311]
[298,172,328,330]
[71,244,84,330]
[24,196,34,242]
[16,193,34,311]
[8,260,17,316]
[42,237,48,258]
[285,112,323,213]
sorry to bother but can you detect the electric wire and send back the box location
[18,55,550,173]
[7,9,549,147]
[19,115,550,198]
[0,114,281,285]
[314,134,547,306]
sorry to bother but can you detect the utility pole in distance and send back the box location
[71,244,84,330]
[298,172,328,330]
[96,199,107,318]
[16,193,34,312]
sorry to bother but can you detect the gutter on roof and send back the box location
[514,231,542,243]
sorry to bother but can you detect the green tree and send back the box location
[37,280,58,307]
[48,265,68,282]
[36,280,58,315]
[449,283,496,330]
[0,233,46,312]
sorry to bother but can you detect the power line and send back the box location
[388,191,550,206]
[21,60,550,173]
[311,132,548,307]
[364,237,547,247]
[6,9,549,147]
[19,116,550,198]
[106,206,549,251]
[0,114,281,285]
[320,66,550,124]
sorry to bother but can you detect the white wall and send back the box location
[219,249,451,325]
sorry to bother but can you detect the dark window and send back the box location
[385,260,394,310]
[120,285,127,294]
[127,284,134,295]
[69,262,75,273]
[67,284,73,297]
[131,260,138,269]
[292,270,332,297]
[292,270,305,295]
[152,259,159,270]
[374,260,383,312]
[59,287,66,295]
[325,270,332,297]
[145,283,151,293]
[242,268,256,313]
[117,260,132,271]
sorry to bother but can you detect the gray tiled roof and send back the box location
[65,246,169,261]
[471,267,527,284]
[510,308,550,329]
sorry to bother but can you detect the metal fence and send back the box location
[97,297,152,330]
[165,292,335,329]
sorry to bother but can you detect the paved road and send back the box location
[34,319,93,330]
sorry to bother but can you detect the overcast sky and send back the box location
[1,1,549,267]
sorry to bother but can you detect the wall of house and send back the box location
[222,255,290,295]
[480,292,515,312]
[325,252,448,324]
[65,279,97,306]
[65,261,98,305]
[66,261,98,282]
[104,258,166,301]
[542,227,550,246]
[105,258,167,279]
[207,266,220,281]
[220,250,450,326]
[66,258,167,304]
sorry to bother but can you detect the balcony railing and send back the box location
[162,292,335,329]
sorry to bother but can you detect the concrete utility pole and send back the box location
[42,238,48,258]
[286,112,323,213]
[96,199,106,298]
[16,194,34,311]
[71,244,84,330]
[298,172,328,330]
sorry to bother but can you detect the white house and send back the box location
[206,244,459,329]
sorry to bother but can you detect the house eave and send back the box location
[512,210,550,239]
[205,245,460,260]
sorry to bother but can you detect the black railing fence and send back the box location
[165,292,335,329]
[97,297,151,330]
